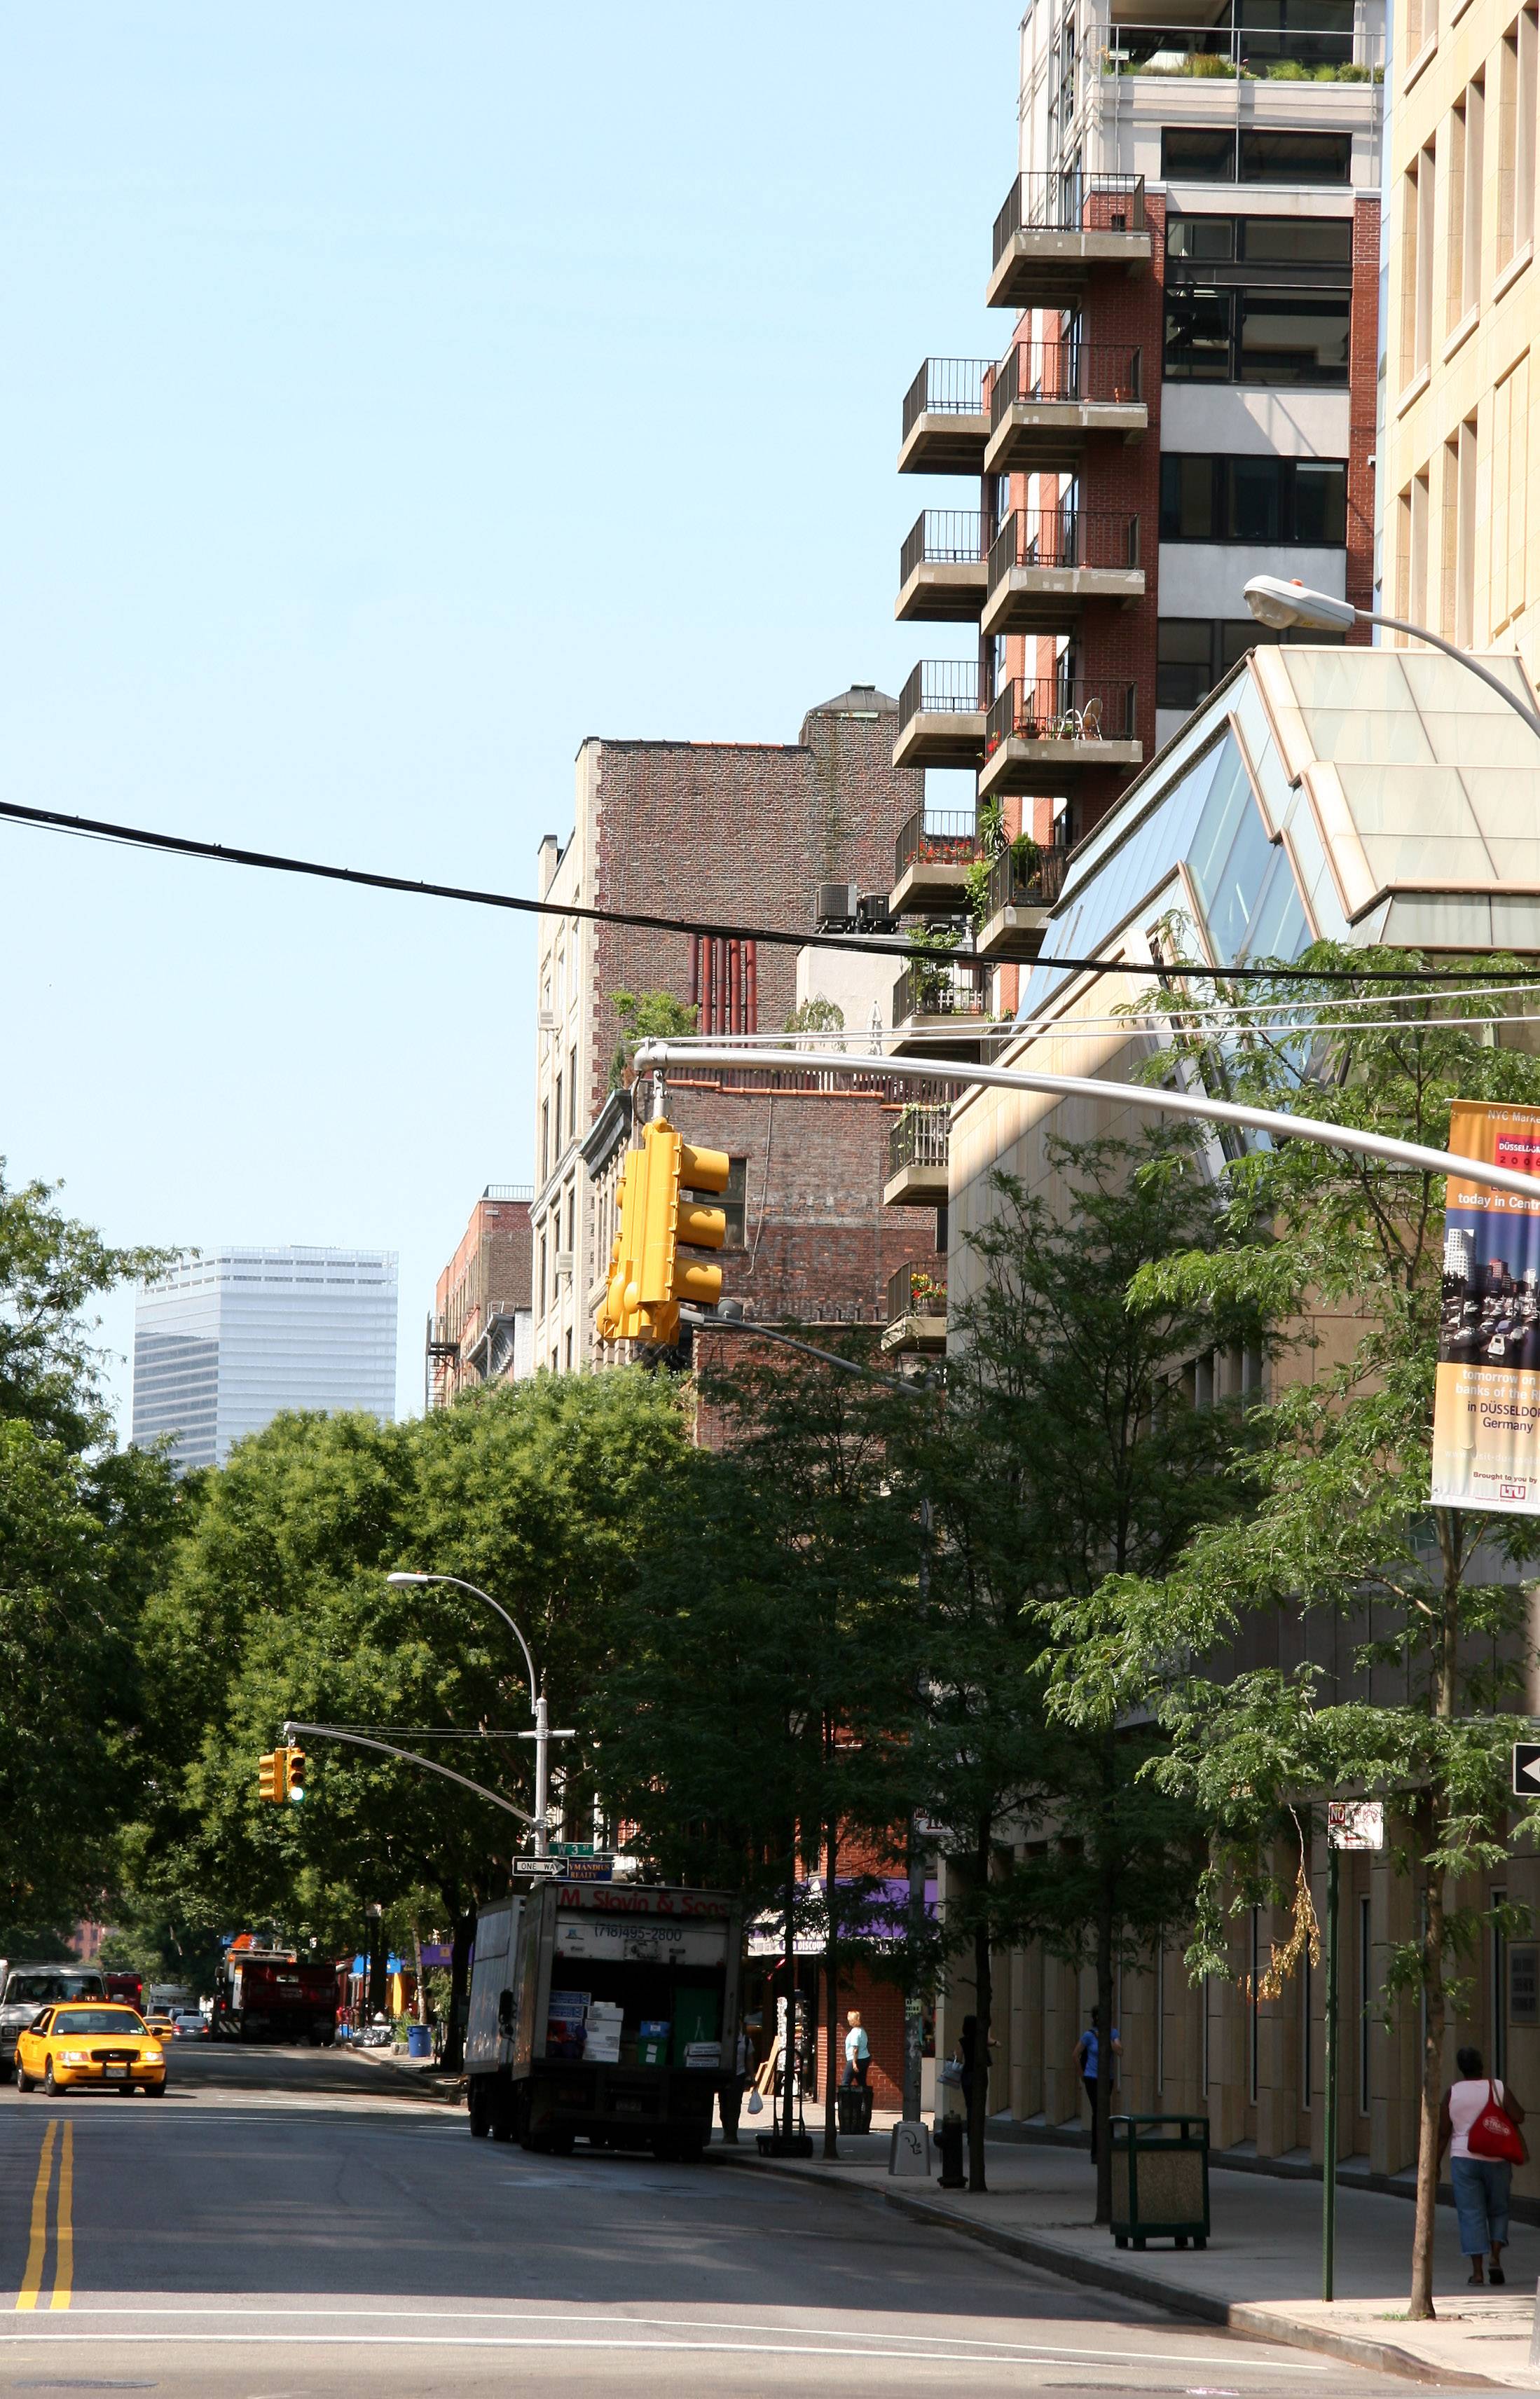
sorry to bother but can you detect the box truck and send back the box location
[465,1881,741,2160]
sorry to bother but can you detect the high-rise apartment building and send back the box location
[132,1246,398,1470]
[532,687,935,1374]
[1380,0,1540,666]
[893,0,1383,935]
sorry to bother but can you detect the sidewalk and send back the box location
[713,2114,1540,2388]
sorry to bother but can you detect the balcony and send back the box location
[881,1259,949,1354]
[985,341,1146,476]
[897,511,987,624]
[1102,20,1374,79]
[884,1104,950,1209]
[982,507,1143,639]
[987,172,1151,310]
[891,807,977,915]
[889,956,992,1057]
[979,678,1142,799]
[899,357,993,476]
[893,661,986,771]
[974,839,1070,963]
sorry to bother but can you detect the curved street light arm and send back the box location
[280,1719,536,1824]
[406,1574,540,1713]
[1360,608,1540,741]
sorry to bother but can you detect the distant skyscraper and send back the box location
[132,1246,398,1470]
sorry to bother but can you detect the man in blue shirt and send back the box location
[1073,2007,1121,2162]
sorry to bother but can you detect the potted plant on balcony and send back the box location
[906,921,961,1015]
[1009,830,1043,900]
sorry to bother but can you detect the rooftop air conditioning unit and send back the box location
[855,893,898,933]
[815,881,858,931]
[554,1251,574,1281]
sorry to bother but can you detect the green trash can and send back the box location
[1109,2114,1210,2250]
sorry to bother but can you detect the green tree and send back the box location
[0,1164,181,1948]
[1059,947,1540,2316]
[609,991,698,1090]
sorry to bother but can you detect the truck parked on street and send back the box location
[211,1941,336,2044]
[465,1881,741,2159]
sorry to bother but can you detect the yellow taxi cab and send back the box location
[142,2013,178,2042]
[15,2002,167,2096]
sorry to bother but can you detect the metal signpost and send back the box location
[1323,1801,1383,2300]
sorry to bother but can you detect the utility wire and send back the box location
[4,791,1539,984]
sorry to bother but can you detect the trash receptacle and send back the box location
[837,2084,874,2134]
[935,2115,965,2189]
[1109,2114,1209,2250]
[406,2023,432,2060]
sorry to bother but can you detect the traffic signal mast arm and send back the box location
[270,1721,537,1823]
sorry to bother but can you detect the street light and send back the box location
[384,1572,572,1857]
[1243,574,1540,741]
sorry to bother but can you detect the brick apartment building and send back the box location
[875,0,1384,1276]
[530,685,943,1377]
[426,1186,534,1407]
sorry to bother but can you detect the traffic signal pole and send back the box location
[631,1043,1540,1212]
[278,1719,537,1824]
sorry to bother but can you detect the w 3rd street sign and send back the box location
[1513,1742,1540,1796]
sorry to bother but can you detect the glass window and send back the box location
[1230,457,1284,541]
[1238,291,1350,384]
[1160,455,1215,538]
[1239,130,1352,183]
[1163,128,1237,180]
[1190,746,1275,958]
[1167,215,1235,260]
[52,2008,144,2035]
[1165,289,1233,379]
[1239,214,1352,263]
[1157,620,1215,711]
[1294,460,1348,542]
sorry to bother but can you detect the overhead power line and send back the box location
[4,790,1540,984]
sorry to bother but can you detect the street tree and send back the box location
[1054,947,1540,2316]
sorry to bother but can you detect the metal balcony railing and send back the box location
[892,958,991,1026]
[986,507,1140,586]
[986,678,1138,750]
[895,807,977,881]
[902,357,993,439]
[979,839,1071,921]
[992,341,1143,421]
[888,1104,951,1180]
[992,171,1147,261]
[1101,20,1367,75]
[897,660,983,731]
[887,1260,948,1323]
[900,510,984,586]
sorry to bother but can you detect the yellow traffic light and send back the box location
[257,1750,282,1803]
[286,1747,306,1803]
[594,1145,650,1345]
[635,1118,730,1347]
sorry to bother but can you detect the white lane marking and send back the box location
[0,2336,1321,2361]
[9,2309,1326,2367]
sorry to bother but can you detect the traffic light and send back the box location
[286,1748,306,1803]
[257,1750,283,1803]
[635,1118,730,1347]
[594,1141,650,1345]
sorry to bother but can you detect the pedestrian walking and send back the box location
[720,2025,754,2144]
[1073,2007,1121,2162]
[1439,2047,1526,2285]
[841,2009,870,2089]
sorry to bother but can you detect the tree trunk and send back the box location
[441,1907,475,2076]
[1410,1513,1462,2320]
[968,1822,991,2194]
[823,1810,840,2160]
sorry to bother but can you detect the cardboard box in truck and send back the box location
[464,1882,741,2159]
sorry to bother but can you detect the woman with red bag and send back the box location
[1438,2046,1527,2285]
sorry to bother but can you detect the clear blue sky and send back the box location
[1,4,1016,1427]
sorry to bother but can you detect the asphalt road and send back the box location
[0,2044,1420,2398]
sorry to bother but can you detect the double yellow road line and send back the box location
[15,2117,73,2310]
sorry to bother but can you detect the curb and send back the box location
[710,2151,1505,2390]
[341,2046,466,2107]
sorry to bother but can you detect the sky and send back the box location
[0,3,1016,1429]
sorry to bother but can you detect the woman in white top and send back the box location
[1438,2045,1526,2285]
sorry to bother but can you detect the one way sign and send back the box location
[1513,1743,1540,1796]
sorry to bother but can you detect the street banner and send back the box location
[1433,1101,1540,1513]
